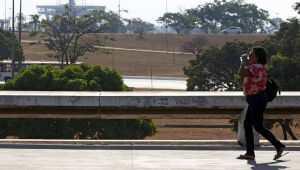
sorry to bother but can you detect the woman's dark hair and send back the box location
[252,46,267,65]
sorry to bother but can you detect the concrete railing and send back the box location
[0,91,299,119]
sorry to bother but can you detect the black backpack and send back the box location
[265,77,280,102]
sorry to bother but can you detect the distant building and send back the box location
[37,0,105,20]
[0,19,9,30]
[0,19,5,29]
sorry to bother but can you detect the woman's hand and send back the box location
[240,54,249,64]
[238,54,252,77]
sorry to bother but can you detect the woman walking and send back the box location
[237,46,285,160]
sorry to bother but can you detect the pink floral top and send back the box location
[243,64,267,96]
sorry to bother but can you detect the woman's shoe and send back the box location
[237,154,255,160]
[274,145,286,160]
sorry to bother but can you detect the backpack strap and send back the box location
[269,77,281,95]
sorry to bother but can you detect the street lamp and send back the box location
[19,0,22,42]
[11,0,15,78]
[118,0,128,22]
[165,0,168,52]
[4,0,7,30]
[118,0,121,20]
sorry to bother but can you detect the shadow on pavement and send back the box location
[247,160,289,170]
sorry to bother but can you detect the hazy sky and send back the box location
[0,0,299,24]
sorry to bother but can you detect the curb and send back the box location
[0,139,300,146]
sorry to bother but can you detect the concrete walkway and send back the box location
[0,144,299,170]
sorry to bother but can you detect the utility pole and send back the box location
[118,0,121,20]
[19,0,22,42]
[11,0,15,78]
[172,29,175,64]
[117,0,128,33]
[118,0,128,19]
[165,0,169,52]
[5,0,7,30]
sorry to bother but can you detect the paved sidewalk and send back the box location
[0,144,299,170]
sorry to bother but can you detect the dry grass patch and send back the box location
[23,44,193,77]
[146,119,300,140]
[21,33,269,77]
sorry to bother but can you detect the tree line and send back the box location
[158,0,279,34]
[6,0,286,35]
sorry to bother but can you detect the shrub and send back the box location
[28,30,38,37]
[1,64,158,139]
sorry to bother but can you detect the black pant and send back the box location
[244,91,283,156]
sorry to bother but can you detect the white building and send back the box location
[37,0,105,20]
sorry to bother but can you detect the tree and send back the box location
[269,18,300,59]
[262,18,300,140]
[135,27,144,39]
[182,36,208,54]
[29,14,40,31]
[1,64,158,139]
[157,12,197,33]
[221,0,272,33]
[41,7,107,67]
[126,18,154,33]
[186,2,222,33]
[16,13,26,31]
[186,0,273,33]
[101,11,126,33]
[266,18,284,34]
[0,28,24,62]
[184,41,251,91]
[294,2,300,14]
[264,53,300,140]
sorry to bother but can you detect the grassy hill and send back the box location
[22,33,269,77]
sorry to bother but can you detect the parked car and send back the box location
[272,29,279,34]
[221,27,242,34]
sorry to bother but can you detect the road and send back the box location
[0,76,187,90]
[22,40,194,55]
[123,76,187,90]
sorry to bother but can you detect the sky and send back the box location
[0,0,299,24]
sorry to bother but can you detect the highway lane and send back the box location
[0,76,188,90]
[123,76,187,90]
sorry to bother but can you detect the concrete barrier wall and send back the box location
[0,91,299,119]
[1,91,299,107]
